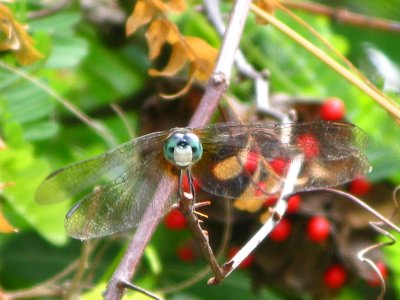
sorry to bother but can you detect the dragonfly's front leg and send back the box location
[176,169,225,283]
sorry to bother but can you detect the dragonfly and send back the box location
[35,121,370,240]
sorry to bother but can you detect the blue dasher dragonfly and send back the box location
[35,121,370,239]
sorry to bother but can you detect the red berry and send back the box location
[182,174,200,194]
[244,151,259,174]
[270,157,288,175]
[297,133,319,158]
[164,209,187,230]
[366,261,388,287]
[227,246,255,269]
[263,196,278,207]
[287,194,301,214]
[349,176,372,196]
[270,218,291,242]
[307,216,330,243]
[324,264,347,289]
[320,97,346,121]
[177,245,196,262]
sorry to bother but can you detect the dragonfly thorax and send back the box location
[164,130,203,168]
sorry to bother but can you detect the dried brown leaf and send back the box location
[0,4,42,65]
[126,0,155,36]
[149,41,187,77]
[159,74,194,100]
[146,19,169,59]
[184,36,218,81]
[152,0,186,13]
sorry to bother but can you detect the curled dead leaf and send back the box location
[149,41,188,77]
[126,0,155,36]
[151,0,186,13]
[184,36,218,81]
[159,75,194,100]
[0,4,42,65]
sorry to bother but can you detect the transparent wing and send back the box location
[65,153,178,239]
[35,131,171,204]
[192,121,370,199]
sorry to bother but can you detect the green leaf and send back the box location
[2,80,54,124]
[23,121,59,141]
[29,12,82,33]
[1,122,69,245]
[0,231,80,289]
[45,34,89,69]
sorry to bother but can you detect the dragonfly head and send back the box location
[164,130,203,168]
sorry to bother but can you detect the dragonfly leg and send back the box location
[176,171,225,283]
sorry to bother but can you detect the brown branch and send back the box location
[282,1,400,33]
[103,0,252,299]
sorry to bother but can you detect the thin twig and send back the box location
[65,241,92,300]
[250,4,400,121]
[120,281,162,300]
[204,0,282,121]
[28,0,70,19]
[275,2,385,103]
[188,0,252,127]
[318,187,400,300]
[103,1,252,299]
[319,188,400,233]
[282,1,400,33]
[111,103,135,139]
[209,155,303,283]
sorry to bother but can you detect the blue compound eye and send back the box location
[163,131,203,167]
[164,134,181,164]
[184,132,203,163]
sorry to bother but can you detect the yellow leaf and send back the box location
[160,74,194,99]
[149,41,187,76]
[126,0,155,36]
[0,4,43,65]
[146,19,169,60]
[184,36,218,81]
[164,21,181,44]
[165,0,186,12]
[151,0,186,13]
